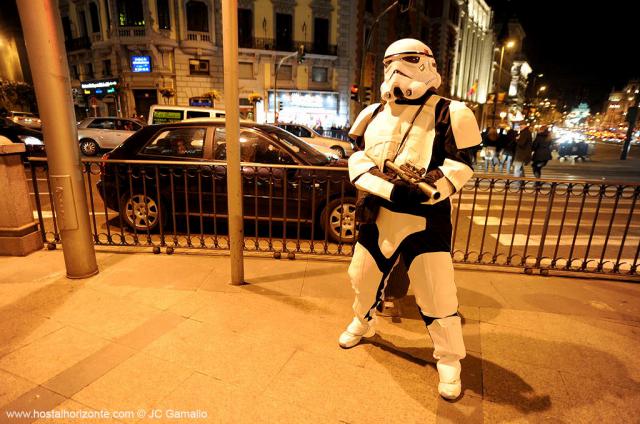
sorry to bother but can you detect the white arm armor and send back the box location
[348,103,382,139]
[426,101,480,205]
[348,151,394,201]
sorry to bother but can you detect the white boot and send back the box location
[338,317,376,349]
[437,359,462,400]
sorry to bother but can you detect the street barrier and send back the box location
[27,157,640,278]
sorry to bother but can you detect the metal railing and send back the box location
[26,157,640,278]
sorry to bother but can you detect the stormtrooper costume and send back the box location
[339,39,481,400]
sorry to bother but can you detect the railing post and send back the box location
[17,0,98,278]
[221,0,245,285]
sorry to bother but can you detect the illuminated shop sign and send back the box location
[267,90,339,111]
[131,55,152,73]
[80,79,119,97]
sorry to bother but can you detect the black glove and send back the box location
[390,180,428,205]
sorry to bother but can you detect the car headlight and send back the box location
[18,135,44,145]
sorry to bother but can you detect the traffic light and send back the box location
[297,44,305,64]
[350,85,359,101]
[278,101,283,112]
[363,87,372,103]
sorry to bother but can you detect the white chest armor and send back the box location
[364,95,440,172]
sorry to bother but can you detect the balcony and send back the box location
[241,37,337,56]
[117,26,147,38]
[65,36,91,52]
[180,31,215,55]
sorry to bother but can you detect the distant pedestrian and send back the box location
[512,125,533,177]
[499,128,517,173]
[482,127,500,172]
[531,126,553,178]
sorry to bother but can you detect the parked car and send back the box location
[0,117,46,157]
[77,117,145,156]
[97,120,356,243]
[278,123,355,158]
[7,111,42,129]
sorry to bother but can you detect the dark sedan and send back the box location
[0,117,46,157]
[97,120,357,243]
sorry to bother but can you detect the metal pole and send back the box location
[16,0,98,279]
[221,0,245,285]
[273,52,298,124]
[492,45,505,128]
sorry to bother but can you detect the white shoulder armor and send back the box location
[348,103,382,139]
[449,101,481,149]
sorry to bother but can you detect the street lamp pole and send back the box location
[16,0,98,279]
[221,0,245,285]
[491,40,514,128]
[273,50,299,124]
[492,45,506,128]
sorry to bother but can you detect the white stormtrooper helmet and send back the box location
[380,38,441,101]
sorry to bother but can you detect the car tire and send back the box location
[331,146,346,158]
[80,138,99,156]
[119,192,165,232]
[320,197,357,243]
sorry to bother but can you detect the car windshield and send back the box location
[258,125,330,166]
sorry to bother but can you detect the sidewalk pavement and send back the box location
[0,248,639,423]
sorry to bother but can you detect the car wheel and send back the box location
[120,193,164,232]
[331,146,346,158]
[80,139,99,156]
[320,197,357,243]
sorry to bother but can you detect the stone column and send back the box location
[0,136,44,256]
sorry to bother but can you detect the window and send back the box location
[239,62,253,79]
[61,16,73,41]
[278,64,292,80]
[71,65,79,80]
[275,13,293,51]
[156,0,171,29]
[313,18,329,54]
[141,127,206,158]
[186,1,208,32]
[88,118,117,129]
[79,11,89,36]
[117,0,144,26]
[103,59,111,76]
[311,67,328,83]
[118,120,142,131]
[89,3,101,33]
[285,125,311,138]
[86,63,94,79]
[214,128,295,164]
[189,59,209,75]
[238,9,253,48]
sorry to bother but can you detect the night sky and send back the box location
[2,0,637,112]
[486,0,638,111]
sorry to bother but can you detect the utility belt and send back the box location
[355,191,451,225]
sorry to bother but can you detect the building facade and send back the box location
[59,0,356,127]
[450,0,493,117]
[354,0,494,123]
[602,81,640,127]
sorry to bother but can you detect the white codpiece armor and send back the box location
[339,39,481,401]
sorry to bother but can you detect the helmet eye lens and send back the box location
[402,55,421,64]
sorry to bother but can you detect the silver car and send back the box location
[77,117,145,156]
[278,123,355,158]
